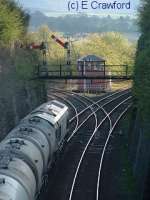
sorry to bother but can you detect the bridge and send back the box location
[35,64,133,80]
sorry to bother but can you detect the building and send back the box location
[77,55,111,92]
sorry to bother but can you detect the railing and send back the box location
[36,64,133,80]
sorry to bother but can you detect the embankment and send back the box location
[0,48,47,140]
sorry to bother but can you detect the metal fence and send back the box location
[36,64,133,80]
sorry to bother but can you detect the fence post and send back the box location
[82,65,84,76]
[104,63,106,77]
[126,65,128,78]
[60,64,62,77]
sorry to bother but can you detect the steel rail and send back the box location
[96,104,132,200]
[48,89,130,136]
[67,91,130,142]
[51,91,100,134]
[48,87,129,123]
[69,89,130,122]
[68,96,132,200]
[69,92,112,131]
[48,91,112,143]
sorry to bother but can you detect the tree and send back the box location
[134,0,150,119]
[0,0,29,45]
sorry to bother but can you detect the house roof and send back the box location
[78,55,106,62]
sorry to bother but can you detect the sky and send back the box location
[17,0,140,17]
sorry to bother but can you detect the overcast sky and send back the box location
[17,0,140,16]
[17,0,68,11]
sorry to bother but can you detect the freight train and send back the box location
[0,100,69,200]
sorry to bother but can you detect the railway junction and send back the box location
[37,88,133,200]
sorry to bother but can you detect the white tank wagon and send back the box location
[0,100,69,200]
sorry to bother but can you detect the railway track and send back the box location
[38,89,132,200]
[68,96,132,200]
[48,89,130,141]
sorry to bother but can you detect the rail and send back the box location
[36,64,133,80]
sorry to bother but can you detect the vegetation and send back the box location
[0,0,39,79]
[0,0,29,45]
[76,32,135,72]
[30,12,138,37]
[133,0,150,120]
[119,111,138,199]
[13,49,39,79]
[0,1,135,79]
[29,26,135,75]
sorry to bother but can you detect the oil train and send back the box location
[0,100,69,200]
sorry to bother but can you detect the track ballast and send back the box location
[38,89,132,200]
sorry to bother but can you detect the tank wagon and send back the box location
[0,100,69,200]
